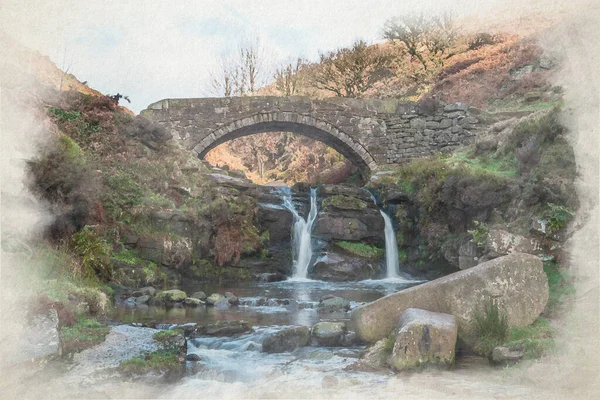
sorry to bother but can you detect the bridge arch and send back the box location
[192,112,377,174]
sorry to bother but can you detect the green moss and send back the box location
[153,329,183,343]
[118,349,180,374]
[49,107,81,121]
[399,248,408,264]
[60,316,110,353]
[335,241,384,259]
[449,151,518,178]
[322,195,368,211]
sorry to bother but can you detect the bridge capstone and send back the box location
[141,96,482,174]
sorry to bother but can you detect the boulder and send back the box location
[313,212,384,243]
[311,322,347,347]
[155,289,187,304]
[190,291,207,301]
[192,321,253,337]
[186,353,202,361]
[490,346,525,365]
[311,252,381,281]
[262,326,310,353]
[485,229,544,258]
[206,293,224,305]
[351,253,549,347]
[227,295,240,306]
[389,308,457,371]
[318,296,351,313]
[136,295,151,305]
[458,240,479,270]
[214,297,230,309]
[171,323,197,336]
[345,338,390,372]
[183,297,203,307]
[138,286,157,297]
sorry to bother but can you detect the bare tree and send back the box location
[209,37,268,97]
[58,44,74,91]
[383,13,458,71]
[311,39,393,98]
[274,58,306,96]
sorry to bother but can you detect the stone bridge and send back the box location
[141,96,482,174]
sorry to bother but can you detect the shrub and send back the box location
[473,300,509,356]
[70,226,112,281]
[467,33,498,50]
[468,220,489,248]
[542,203,574,234]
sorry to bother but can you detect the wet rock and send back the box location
[255,272,286,283]
[192,321,253,337]
[340,331,359,347]
[206,293,224,305]
[490,346,525,365]
[242,341,261,352]
[321,375,339,389]
[136,295,151,305]
[183,297,203,307]
[172,323,197,336]
[148,297,164,307]
[311,322,347,347]
[214,297,230,309]
[123,297,137,306]
[155,289,187,304]
[313,212,384,243]
[190,291,207,301]
[318,296,351,313]
[186,353,202,361]
[224,292,235,298]
[262,326,310,353]
[227,295,240,306]
[137,286,157,297]
[346,338,390,372]
[312,251,381,281]
[389,308,457,372]
[351,253,549,348]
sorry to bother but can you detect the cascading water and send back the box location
[281,187,318,280]
[380,210,400,279]
[366,191,410,281]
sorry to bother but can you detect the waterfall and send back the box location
[367,191,401,279]
[380,210,400,279]
[282,188,318,280]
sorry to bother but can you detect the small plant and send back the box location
[503,317,554,359]
[467,33,498,50]
[473,300,509,356]
[70,226,112,280]
[542,203,574,234]
[468,220,489,248]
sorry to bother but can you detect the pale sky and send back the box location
[0,0,580,113]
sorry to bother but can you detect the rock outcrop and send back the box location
[262,326,310,353]
[389,308,457,371]
[350,253,549,347]
[311,251,381,281]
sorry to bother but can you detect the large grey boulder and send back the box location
[313,212,384,243]
[206,293,224,305]
[389,308,457,371]
[262,326,310,353]
[350,253,549,347]
[311,322,347,347]
[311,252,381,281]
